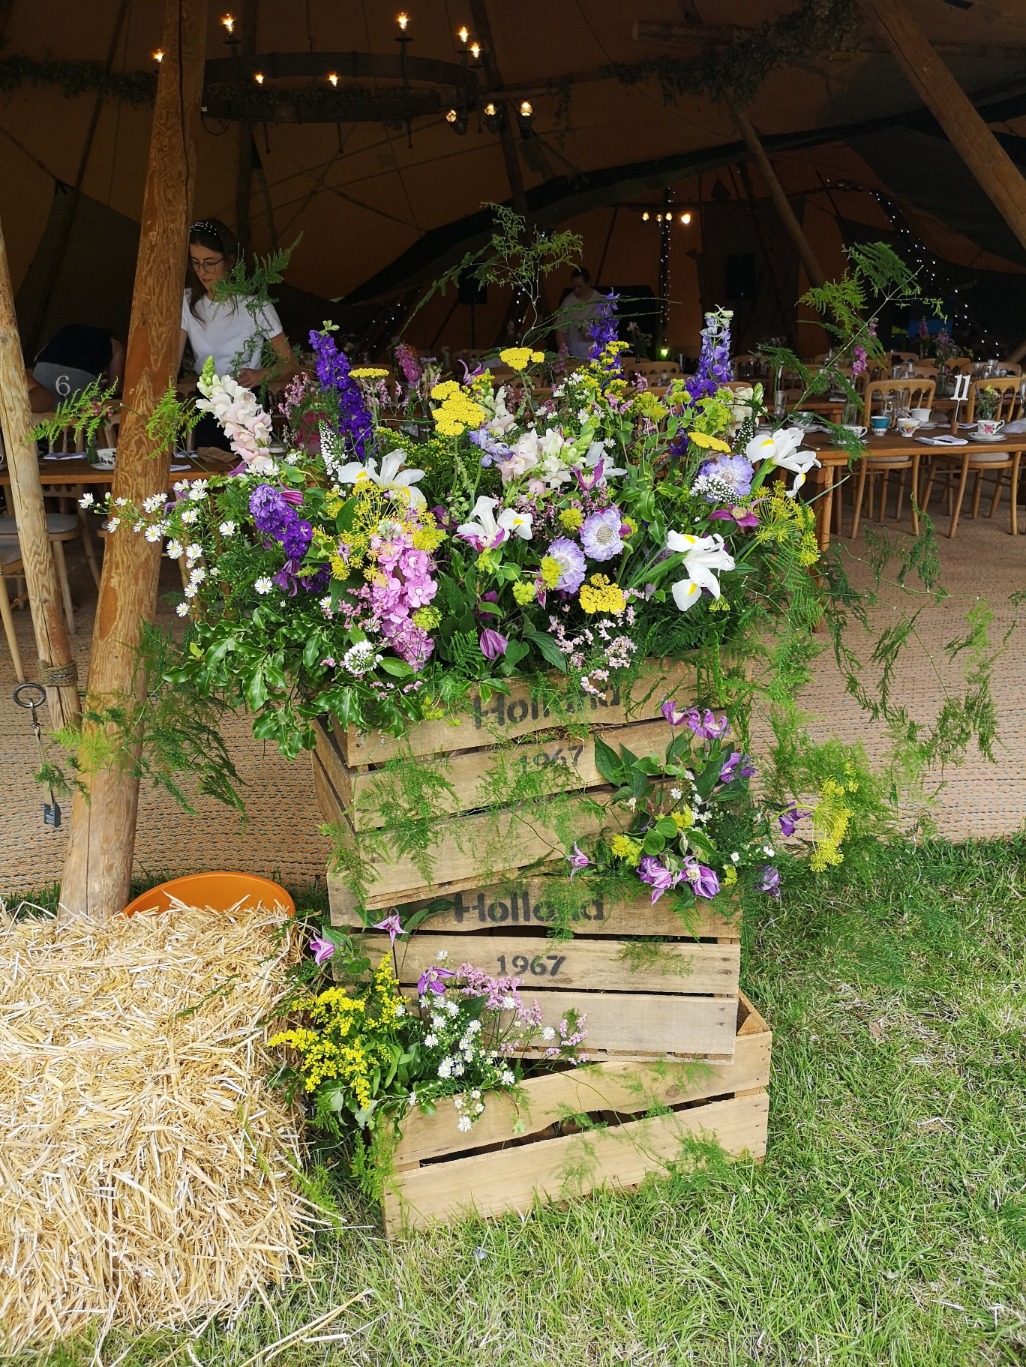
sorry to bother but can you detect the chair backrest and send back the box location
[944,357,975,373]
[890,351,919,363]
[912,364,938,378]
[862,378,936,424]
[626,359,682,378]
[965,377,1021,423]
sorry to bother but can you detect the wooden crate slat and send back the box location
[382,1092,769,1233]
[401,986,736,1059]
[330,876,739,939]
[327,795,613,910]
[329,716,671,831]
[379,932,739,995]
[337,659,700,766]
[394,994,770,1164]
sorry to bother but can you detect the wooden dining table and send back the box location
[804,430,1026,550]
[0,450,233,490]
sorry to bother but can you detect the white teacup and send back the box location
[841,423,867,438]
[910,407,931,424]
[93,447,117,468]
[977,418,1004,437]
[896,417,921,437]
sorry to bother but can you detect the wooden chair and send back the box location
[0,542,26,682]
[890,351,919,364]
[944,358,975,374]
[912,363,938,378]
[851,378,936,537]
[625,359,682,383]
[922,378,1023,537]
[0,512,84,631]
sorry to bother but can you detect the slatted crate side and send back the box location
[330,876,740,942]
[378,931,740,996]
[336,658,702,766]
[393,994,770,1165]
[316,714,671,832]
[381,998,770,1235]
[326,794,615,912]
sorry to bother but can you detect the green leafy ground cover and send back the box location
[8,835,1026,1366]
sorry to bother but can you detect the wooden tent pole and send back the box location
[858,0,1026,257]
[60,0,207,922]
[728,98,826,289]
[0,220,80,729]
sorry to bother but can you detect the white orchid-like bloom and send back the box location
[499,507,533,540]
[336,450,427,506]
[665,531,736,612]
[456,495,509,551]
[745,428,821,497]
[577,439,628,483]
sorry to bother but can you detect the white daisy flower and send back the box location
[180,508,199,525]
[105,517,120,533]
[188,480,208,501]
[254,576,274,594]
[78,493,95,508]
[144,526,163,543]
[218,520,237,537]
[165,540,183,560]
[142,493,165,513]
[175,601,190,617]
[457,1115,472,1132]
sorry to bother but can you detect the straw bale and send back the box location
[0,900,312,1353]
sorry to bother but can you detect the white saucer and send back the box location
[971,432,1004,442]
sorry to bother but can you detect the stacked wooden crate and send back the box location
[311,660,770,1231]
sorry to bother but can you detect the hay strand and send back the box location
[0,901,311,1353]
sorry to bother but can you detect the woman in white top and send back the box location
[179,219,297,446]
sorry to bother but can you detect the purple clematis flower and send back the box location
[758,865,781,897]
[479,628,508,660]
[710,506,760,529]
[638,855,681,904]
[778,804,813,838]
[661,700,687,727]
[417,966,457,995]
[686,863,721,900]
[372,914,405,945]
[687,709,731,741]
[719,751,757,785]
[568,844,590,880]
[310,936,336,965]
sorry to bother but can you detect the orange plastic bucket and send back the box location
[122,871,296,918]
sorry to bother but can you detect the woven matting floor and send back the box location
[1,506,1023,898]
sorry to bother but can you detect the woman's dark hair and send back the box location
[186,218,240,319]
[571,266,591,283]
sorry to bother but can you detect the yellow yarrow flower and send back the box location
[579,574,626,616]
[350,367,389,379]
[512,580,537,605]
[499,347,534,371]
[430,380,462,401]
[689,430,732,452]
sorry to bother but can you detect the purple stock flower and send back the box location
[778,804,812,838]
[661,700,687,727]
[546,537,587,593]
[309,329,373,460]
[686,864,721,900]
[568,844,590,880]
[310,936,335,965]
[758,865,781,897]
[372,914,405,945]
[638,855,681,904]
[479,628,508,660]
[687,709,730,741]
[417,965,457,995]
[579,506,626,561]
[395,342,422,385]
[719,751,756,785]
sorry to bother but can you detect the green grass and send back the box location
[5,837,1026,1366]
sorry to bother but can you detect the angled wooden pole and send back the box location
[728,98,826,289]
[60,0,207,921]
[858,0,1026,257]
[0,218,80,729]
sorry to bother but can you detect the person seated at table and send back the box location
[554,267,602,359]
[27,324,125,413]
[178,218,298,449]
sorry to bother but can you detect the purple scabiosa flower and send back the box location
[686,864,721,900]
[310,936,335,965]
[694,454,755,500]
[568,844,590,880]
[778,804,812,838]
[758,865,781,897]
[417,965,457,995]
[372,914,405,944]
[719,751,756,785]
[638,856,681,904]
[661,700,687,727]
[546,537,587,593]
[579,506,627,562]
[479,628,508,660]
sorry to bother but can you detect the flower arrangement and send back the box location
[269,943,584,1189]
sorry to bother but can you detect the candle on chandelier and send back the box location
[328,72,338,86]
[153,49,164,62]
[457,25,469,44]
[397,11,409,31]
[221,14,234,33]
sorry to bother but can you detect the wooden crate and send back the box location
[335,874,741,1063]
[381,992,771,1235]
[314,657,711,910]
